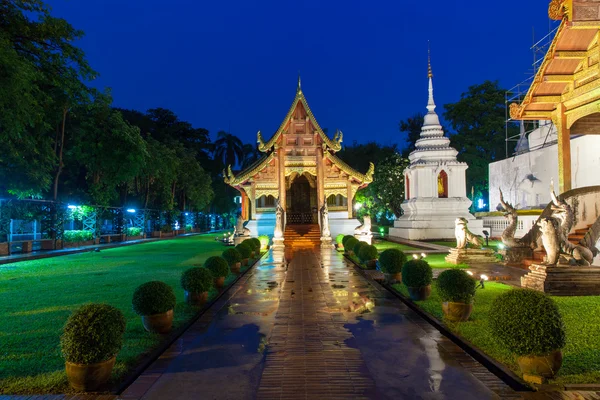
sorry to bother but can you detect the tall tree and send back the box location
[241,143,261,168]
[398,112,424,158]
[337,142,397,173]
[213,131,244,169]
[443,80,517,205]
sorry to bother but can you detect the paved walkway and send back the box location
[120,247,514,399]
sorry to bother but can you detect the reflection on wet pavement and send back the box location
[121,246,516,399]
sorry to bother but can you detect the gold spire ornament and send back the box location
[427,41,433,78]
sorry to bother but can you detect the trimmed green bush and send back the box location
[222,248,242,266]
[236,243,252,259]
[127,227,142,236]
[344,237,359,253]
[358,244,378,262]
[437,269,476,303]
[185,224,193,232]
[61,304,126,364]
[204,256,230,278]
[258,235,270,248]
[132,281,176,316]
[251,238,261,252]
[353,241,367,257]
[335,234,345,245]
[342,235,354,248]
[489,289,566,356]
[63,230,93,243]
[180,267,213,293]
[402,259,432,288]
[378,249,407,274]
[242,238,257,252]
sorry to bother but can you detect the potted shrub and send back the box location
[344,236,359,255]
[335,234,345,251]
[341,234,353,248]
[132,281,177,334]
[160,224,173,238]
[358,244,379,269]
[258,235,270,250]
[181,267,213,306]
[61,304,126,391]
[63,230,94,248]
[437,269,477,322]
[222,248,243,274]
[402,259,433,301]
[251,238,261,254]
[204,256,230,289]
[489,289,565,380]
[236,242,252,265]
[126,227,144,240]
[379,248,407,282]
[242,238,256,258]
[353,241,367,260]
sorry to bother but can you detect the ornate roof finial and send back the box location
[297,72,302,93]
[427,41,433,79]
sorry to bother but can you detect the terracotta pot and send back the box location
[184,290,208,306]
[65,356,116,391]
[214,276,225,289]
[365,259,378,269]
[392,272,402,283]
[230,262,241,274]
[407,285,432,301]
[141,309,173,334]
[517,350,563,378]
[242,258,249,266]
[442,301,473,322]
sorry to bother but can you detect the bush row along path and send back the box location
[119,247,513,400]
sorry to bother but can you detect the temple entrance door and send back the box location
[286,174,317,224]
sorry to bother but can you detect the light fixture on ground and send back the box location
[126,209,136,213]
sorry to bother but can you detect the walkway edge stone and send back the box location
[116,251,269,395]
[343,254,532,393]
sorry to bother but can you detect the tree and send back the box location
[213,131,244,169]
[0,0,95,196]
[241,143,261,168]
[443,80,517,205]
[337,142,397,174]
[398,112,424,158]
[70,93,148,206]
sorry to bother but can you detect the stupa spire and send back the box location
[423,44,441,127]
[297,73,302,93]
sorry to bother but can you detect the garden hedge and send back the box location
[204,256,230,278]
[222,248,242,266]
[437,269,476,303]
[401,259,432,288]
[344,237,359,253]
[358,244,378,262]
[378,249,406,274]
[180,267,213,293]
[132,281,177,316]
[235,243,252,258]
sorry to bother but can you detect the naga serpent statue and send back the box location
[499,189,523,248]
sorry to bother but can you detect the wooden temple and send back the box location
[224,79,374,236]
[510,0,600,193]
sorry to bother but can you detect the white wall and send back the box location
[489,134,600,210]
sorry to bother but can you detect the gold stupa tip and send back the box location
[427,42,433,78]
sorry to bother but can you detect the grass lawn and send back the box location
[372,239,421,252]
[428,239,502,251]
[391,282,600,385]
[0,234,248,394]
[372,241,466,269]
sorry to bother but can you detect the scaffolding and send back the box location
[505,23,561,159]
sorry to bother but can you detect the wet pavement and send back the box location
[120,246,518,399]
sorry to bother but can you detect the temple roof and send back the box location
[324,152,374,185]
[510,2,600,122]
[257,82,343,152]
[223,152,275,186]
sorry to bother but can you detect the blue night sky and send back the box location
[48,0,554,150]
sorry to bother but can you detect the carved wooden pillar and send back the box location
[347,180,353,219]
[316,147,325,209]
[249,182,256,220]
[240,190,248,220]
[277,147,286,211]
[552,103,572,193]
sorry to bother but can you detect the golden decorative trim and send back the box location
[555,50,587,59]
[224,153,275,186]
[285,166,317,176]
[257,89,343,152]
[566,99,600,128]
[255,189,279,199]
[324,188,348,198]
[548,0,571,21]
[323,152,374,184]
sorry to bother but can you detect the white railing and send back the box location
[481,215,539,239]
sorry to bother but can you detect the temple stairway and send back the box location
[284,224,321,248]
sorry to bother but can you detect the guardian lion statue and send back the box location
[455,217,484,249]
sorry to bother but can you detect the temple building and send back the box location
[389,57,483,240]
[224,79,374,238]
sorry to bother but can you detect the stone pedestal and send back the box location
[234,235,250,246]
[354,234,372,245]
[272,237,285,249]
[320,237,333,248]
[499,247,532,265]
[521,264,600,296]
[445,248,497,265]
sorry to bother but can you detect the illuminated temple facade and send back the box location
[224,80,374,237]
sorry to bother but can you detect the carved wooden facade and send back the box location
[224,81,373,222]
